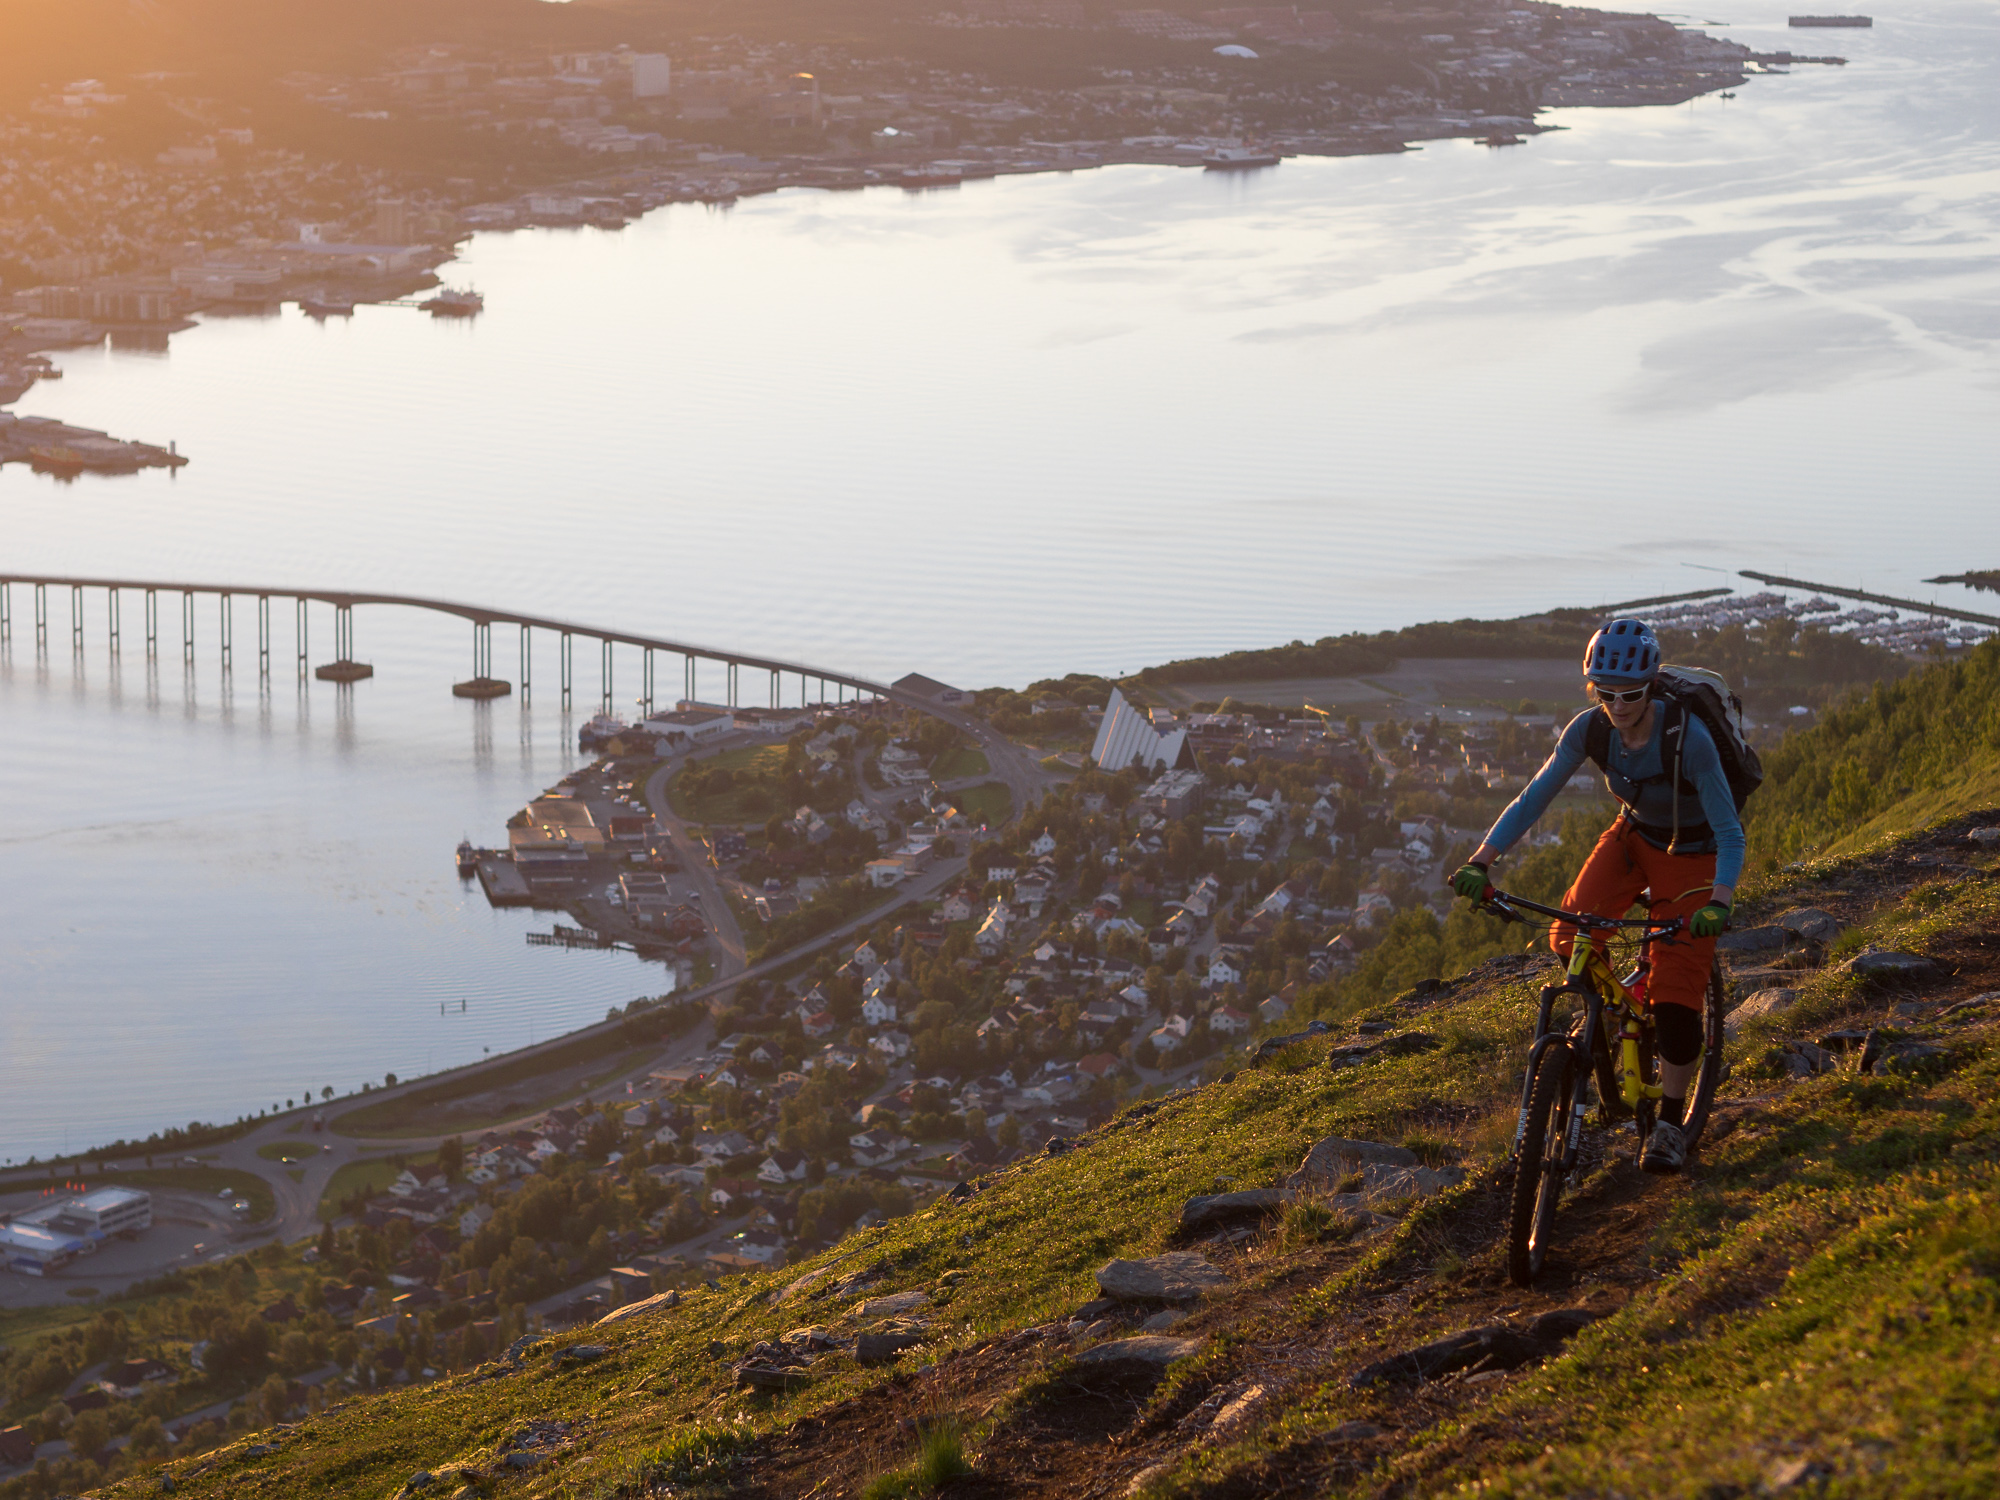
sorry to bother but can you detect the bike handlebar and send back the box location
[1476,885,1686,937]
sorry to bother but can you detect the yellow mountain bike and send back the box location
[1477,885,1728,1286]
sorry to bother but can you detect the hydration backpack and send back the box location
[1584,665,1764,832]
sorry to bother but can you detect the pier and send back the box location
[1736,571,2000,630]
[0,573,895,713]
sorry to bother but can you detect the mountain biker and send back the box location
[1449,618,1743,1174]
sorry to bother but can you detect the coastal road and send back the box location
[639,748,749,979]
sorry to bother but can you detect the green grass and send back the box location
[931,746,990,780]
[317,1154,434,1219]
[1824,745,2000,860]
[957,780,1013,827]
[863,1419,974,1500]
[109,1165,275,1223]
[665,744,790,823]
[74,815,2000,1500]
[327,1030,638,1139]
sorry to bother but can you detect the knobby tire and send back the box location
[1676,958,1729,1152]
[1507,1044,1573,1287]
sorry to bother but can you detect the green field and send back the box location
[317,1153,435,1220]
[663,744,791,823]
[328,1030,638,1139]
[956,780,1013,828]
[931,746,990,780]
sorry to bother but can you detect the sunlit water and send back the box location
[2,4,1997,1159]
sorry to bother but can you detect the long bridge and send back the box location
[0,573,897,712]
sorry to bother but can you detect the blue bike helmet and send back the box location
[1583,618,1660,686]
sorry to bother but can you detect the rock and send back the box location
[1140,1310,1186,1331]
[1074,1335,1202,1368]
[598,1289,680,1325]
[404,1474,433,1492]
[736,1362,809,1389]
[1842,950,1945,988]
[1725,988,1800,1034]
[1774,907,1844,945]
[855,1289,929,1316]
[1876,1042,1949,1079]
[1096,1252,1231,1303]
[159,1477,177,1495]
[855,1331,926,1362]
[1350,1308,1598,1387]
[1204,1383,1266,1442]
[1765,1456,1832,1491]
[771,1264,840,1304]
[502,1452,543,1470]
[1965,826,2000,849]
[1717,925,1790,955]
[1941,991,2000,1018]
[1124,1460,1177,1496]
[1329,1421,1382,1441]
[1045,1137,1072,1155]
[504,1335,542,1364]
[1179,1188,1293,1231]
[244,1443,279,1458]
[1288,1136,1421,1191]
[555,1343,607,1365]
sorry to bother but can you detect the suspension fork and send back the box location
[1618,1001,1665,1110]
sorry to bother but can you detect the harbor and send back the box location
[0,412,187,476]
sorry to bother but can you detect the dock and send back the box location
[0,413,188,475]
[526,925,612,950]
[1737,571,2000,630]
[476,857,532,905]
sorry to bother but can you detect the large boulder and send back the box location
[1724,987,1799,1035]
[1096,1253,1231,1304]
[1179,1189,1293,1232]
[1074,1335,1201,1367]
[1717,925,1790,956]
[1774,907,1843,945]
[1288,1137,1464,1202]
[596,1290,680,1326]
[1841,949,1944,988]
[1349,1308,1598,1388]
[1965,826,2000,850]
[854,1290,929,1317]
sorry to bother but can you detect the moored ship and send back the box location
[423,288,485,317]
[1203,146,1281,169]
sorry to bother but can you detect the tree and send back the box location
[437,1135,465,1181]
[68,1407,111,1461]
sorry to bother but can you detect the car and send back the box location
[217,1188,234,1200]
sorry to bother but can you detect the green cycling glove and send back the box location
[1690,903,1731,939]
[1450,862,1491,901]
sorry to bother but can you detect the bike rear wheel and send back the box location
[1676,958,1729,1153]
[1507,1044,1575,1287]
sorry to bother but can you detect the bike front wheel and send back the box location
[1676,958,1730,1153]
[1507,1044,1575,1287]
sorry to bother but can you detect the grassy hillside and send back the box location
[1746,636,2000,869]
[56,801,2000,1500]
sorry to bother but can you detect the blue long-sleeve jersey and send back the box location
[1480,706,1745,889]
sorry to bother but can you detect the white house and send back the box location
[757,1149,809,1185]
[861,994,898,1027]
[1208,953,1244,987]
[1028,831,1058,857]
[1209,1005,1252,1036]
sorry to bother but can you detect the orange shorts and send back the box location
[1548,817,1718,1012]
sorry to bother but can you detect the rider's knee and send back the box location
[1655,1003,1703,1066]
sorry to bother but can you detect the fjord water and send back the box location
[2,5,1997,1160]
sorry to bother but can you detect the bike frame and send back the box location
[1486,889,1681,1158]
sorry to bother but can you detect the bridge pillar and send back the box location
[770,669,777,709]
[520,625,531,699]
[295,598,307,678]
[642,649,654,713]
[560,632,572,706]
[108,588,120,654]
[685,654,694,706]
[34,584,47,650]
[219,593,232,671]
[70,585,83,652]
[473,620,491,679]
[181,591,194,665]
[0,582,9,645]
[727,661,738,708]
[257,596,271,678]
[600,638,613,713]
[146,589,158,657]
[335,604,353,661]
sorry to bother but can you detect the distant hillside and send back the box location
[1746,635,2000,868]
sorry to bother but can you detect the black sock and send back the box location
[1660,1096,1685,1128]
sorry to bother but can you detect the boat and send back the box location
[578,713,628,751]
[1481,131,1523,147]
[900,165,964,189]
[1788,14,1871,25]
[457,839,478,876]
[1720,91,1737,99]
[28,445,92,476]
[1202,146,1280,170]
[300,291,356,318]
[423,288,484,317]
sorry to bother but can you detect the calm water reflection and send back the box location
[1,2,1996,1157]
